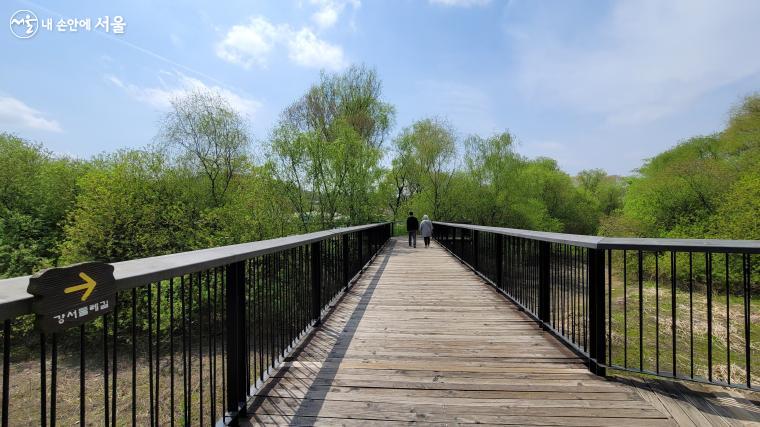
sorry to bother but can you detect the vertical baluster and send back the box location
[188,274,193,425]
[539,241,550,328]
[208,270,214,426]
[169,278,175,427]
[707,252,713,382]
[180,276,188,425]
[156,282,161,425]
[111,296,118,427]
[725,253,731,384]
[623,250,627,369]
[40,333,46,427]
[131,289,136,427]
[671,252,677,378]
[258,257,264,383]
[689,252,694,379]
[224,261,247,422]
[148,285,154,427]
[220,268,227,423]
[50,334,57,427]
[588,247,606,376]
[638,250,643,371]
[743,254,751,388]
[199,272,204,425]
[608,250,612,367]
[655,254,660,374]
[3,320,10,427]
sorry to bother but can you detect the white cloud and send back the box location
[312,6,338,29]
[429,0,490,7]
[513,0,760,125]
[288,28,347,70]
[215,17,283,69]
[0,96,62,133]
[309,0,360,29]
[216,16,347,71]
[106,71,262,117]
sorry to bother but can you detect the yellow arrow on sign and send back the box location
[64,272,97,301]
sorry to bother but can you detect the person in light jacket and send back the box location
[419,215,434,248]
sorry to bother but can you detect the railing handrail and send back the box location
[0,222,390,321]
[433,221,760,253]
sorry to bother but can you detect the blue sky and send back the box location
[2,0,760,175]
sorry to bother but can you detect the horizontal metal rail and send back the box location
[434,221,760,253]
[0,223,388,322]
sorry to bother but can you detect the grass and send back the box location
[606,257,760,388]
[3,328,290,426]
[538,249,759,389]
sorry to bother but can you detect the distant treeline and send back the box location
[1,65,758,279]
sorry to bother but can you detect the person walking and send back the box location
[419,215,434,248]
[406,211,419,248]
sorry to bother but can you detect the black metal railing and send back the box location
[434,222,760,391]
[0,223,391,426]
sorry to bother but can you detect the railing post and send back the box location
[358,230,364,265]
[225,261,247,424]
[473,230,480,270]
[495,234,504,289]
[310,241,322,326]
[456,227,463,257]
[588,248,607,376]
[342,233,350,287]
[538,242,551,327]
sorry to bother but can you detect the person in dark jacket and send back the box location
[406,211,419,248]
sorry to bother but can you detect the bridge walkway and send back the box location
[243,237,756,426]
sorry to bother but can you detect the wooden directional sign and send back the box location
[27,262,116,333]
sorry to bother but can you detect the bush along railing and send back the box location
[433,222,760,391]
[0,223,391,426]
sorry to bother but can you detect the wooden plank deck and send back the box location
[243,237,759,426]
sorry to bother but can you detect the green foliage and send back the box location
[393,118,457,219]
[159,90,251,207]
[197,164,298,246]
[283,64,394,149]
[271,66,391,231]
[406,131,602,234]
[577,168,626,216]
[2,75,758,281]
[623,135,732,236]
[0,134,87,277]
[610,94,760,240]
[60,149,199,263]
[523,158,599,234]
[710,172,760,239]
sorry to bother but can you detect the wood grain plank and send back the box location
[243,238,673,425]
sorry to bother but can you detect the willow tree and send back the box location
[394,118,457,220]
[159,90,250,207]
[270,66,393,230]
[283,64,395,149]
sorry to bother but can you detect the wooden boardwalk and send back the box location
[243,238,759,426]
